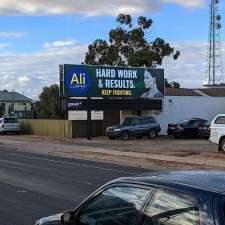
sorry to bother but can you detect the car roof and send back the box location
[113,171,225,194]
[125,116,153,119]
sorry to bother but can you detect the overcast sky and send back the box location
[0,0,224,99]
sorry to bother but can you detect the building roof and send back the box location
[165,88,201,96]
[115,171,225,193]
[0,90,33,102]
[165,88,225,97]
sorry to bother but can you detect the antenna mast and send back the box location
[204,0,224,86]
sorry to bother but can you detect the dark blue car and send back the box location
[35,171,225,225]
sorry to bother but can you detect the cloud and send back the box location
[0,0,205,16]
[162,0,204,8]
[44,40,77,49]
[163,41,225,88]
[0,44,87,99]
[18,75,30,86]
[1,40,224,99]
[0,32,27,39]
[0,43,13,49]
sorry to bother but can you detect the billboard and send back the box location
[60,64,164,99]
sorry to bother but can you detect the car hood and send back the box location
[36,213,62,225]
[107,125,121,130]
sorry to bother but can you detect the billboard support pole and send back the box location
[87,98,92,141]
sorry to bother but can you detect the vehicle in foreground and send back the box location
[35,171,225,225]
[167,118,209,139]
[106,115,161,140]
[210,114,225,152]
[0,117,20,134]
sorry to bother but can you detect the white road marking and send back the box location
[9,153,136,175]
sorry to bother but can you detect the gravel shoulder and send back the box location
[0,135,224,170]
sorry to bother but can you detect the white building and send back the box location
[0,90,33,118]
[154,88,225,135]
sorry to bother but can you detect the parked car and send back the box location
[106,116,161,140]
[167,118,209,139]
[210,114,225,152]
[198,121,210,139]
[35,171,225,225]
[0,117,21,134]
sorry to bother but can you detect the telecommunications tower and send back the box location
[203,0,224,87]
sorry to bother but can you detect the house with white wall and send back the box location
[154,88,225,135]
[0,90,33,118]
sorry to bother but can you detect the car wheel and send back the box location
[148,129,156,139]
[108,136,115,140]
[121,131,129,141]
[219,138,225,153]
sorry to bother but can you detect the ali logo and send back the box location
[71,73,86,87]
[67,66,92,96]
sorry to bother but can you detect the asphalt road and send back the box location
[0,146,148,225]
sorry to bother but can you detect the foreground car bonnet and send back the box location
[36,213,62,225]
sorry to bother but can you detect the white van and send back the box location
[0,117,21,134]
[210,114,225,152]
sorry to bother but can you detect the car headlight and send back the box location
[114,129,121,132]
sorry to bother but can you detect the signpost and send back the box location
[60,64,164,140]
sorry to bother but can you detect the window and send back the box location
[215,116,225,124]
[143,117,150,124]
[144,189,200,225]
[189,120,199,127]
[179,120,190,126]
[4,118,19,123]
[78,186,150,225]
[121,118,132,126]
[132,119,142,126]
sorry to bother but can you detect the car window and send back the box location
[189,120,199,127]
[142,118,150,124]
[143,117,156,124]
[0,119,3,123]
[78,186,150,225]
[4,118,19,123]
[214,116,225,124]
[179,120,190,126]
[143,188,200,225]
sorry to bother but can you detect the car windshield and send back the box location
[121,118,133,126]
[178,119,190,126]
[4,118,19,123]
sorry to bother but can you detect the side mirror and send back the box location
[61,211,76,225]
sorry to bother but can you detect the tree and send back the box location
[165,79,181,88]
[39,84,64,119]
[84,14,180,67]
[171,81,180,89]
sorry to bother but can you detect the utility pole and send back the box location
[204,0,224,87]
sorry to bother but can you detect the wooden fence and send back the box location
[20,119,104,138]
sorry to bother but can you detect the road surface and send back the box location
[0,146,148,225]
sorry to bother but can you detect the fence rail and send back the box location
[20,119,104,138]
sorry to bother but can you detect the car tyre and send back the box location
[121,131,129,141]
[148,129,156,139]
[219,138,225,153]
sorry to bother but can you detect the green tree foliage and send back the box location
[85,14,180,67]
[39,84,64,119]
[165,79,181,88]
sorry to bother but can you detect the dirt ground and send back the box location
[1,134,224,171]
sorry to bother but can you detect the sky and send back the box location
[0,0,224,99]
